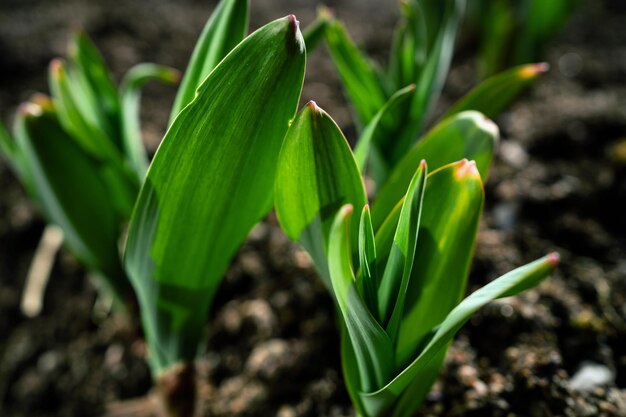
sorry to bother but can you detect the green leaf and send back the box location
[444,63,549,120]
[169,0,249,123]
[124,16,306,374]
[275,101,367,289]
[377,161,427,343]
[357,205,378,317]
[329,205,394,393]
[371,111,498,231]
[120,63,180,179]
[391,0,465,163]
[354,84,416,178]
[69,29,122,146]
[396,160,484,366]
[388,0,427,91]
[323,18,388,126]
[303,7,332,52]
[13,97,131,302]
[360,253,559,417]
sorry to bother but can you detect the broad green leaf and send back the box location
[378,162,427,342]
[444,63,549,119]
[13,98,131,302]
[357,205,378,316]
[391,0,465,163]
[354,84,415,177]
[275,102,367,289]
[69,29,122,146]
[329,205,394,393]
[396,160,484,366]
[360,253,559,417]
[169,0,249,123]
[121,64,180,179]
[124,16,306,374]
[371,111,498,230]
[323,18,387,126]
[303,7,332,52]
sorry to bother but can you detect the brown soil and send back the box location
[1,0,625,416]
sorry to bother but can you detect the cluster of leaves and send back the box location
[468,0,583,76]
[0,0,562,415]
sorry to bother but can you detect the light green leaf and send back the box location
[13,98,131,302]
[444,63,549,119]
[357,205,378,317]
[329,205,394,393]
[354,84,415,177]
[275,102,367,289]
[323,18,388,126]
[360,253,559,417]
[169,0,249,123]
[388,0,427,91]
[391,0,465,163]
[121,63,180,179]
[124,16,306,374]
[396,160,484,366]
[371,111,498,230]
[303,7,332,52]
[377,161,427,342]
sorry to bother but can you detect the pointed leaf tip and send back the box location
[341,204,354,217]
[307,100,321,112]
[521,62,550,79]
[288,14,299,31]
[419,159,427,169]
[547,252,560,267]
[49,58,64,76]
[454,159,480,180]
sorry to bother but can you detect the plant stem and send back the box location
[156,361,197,417]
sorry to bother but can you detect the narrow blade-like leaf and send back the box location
[371,111,498,230]
[396,160,484,366]
[303,7,332,52]
[361,253,559,417]
[329,205,394,393]
[358,205,378,316]
[169,0,249,123]
[275,102,367,289]
[121,63,180,179]
[124,16,306,374]
[323,18,388,126]
[443,63,549,120]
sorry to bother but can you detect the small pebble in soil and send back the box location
[569,361,614,392]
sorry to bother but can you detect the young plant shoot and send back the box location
[316,0,548,185]
[275,102,558,417]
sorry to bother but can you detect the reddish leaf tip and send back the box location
[520,62,550,79]
[341,204,354,216]
[288,14,300,32]
[49,58,64,76]
[18,102,43,118]
[454,159,480,180]
[307,100,321,113]
[419,159,427,169]
[547,252,560,267]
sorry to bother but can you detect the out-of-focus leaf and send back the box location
[396,160,483,366]
[360,253,559,417]
[371,111,498,230]
[354,84,415,179]
[444,63,549,119]
[13,97,131,301]
[70,29,122,146]
[275,102,366,289]
[324,19,387,126]
[303,7,332,52]
[391,0,465,163]
[169,0,249,123]
[120,64,180,179]
[377,162,426,342]
[388,0,427,90]
[124,16,306,374]
[329,205,394,393]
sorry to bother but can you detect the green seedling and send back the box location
[275,102,558,416]
[469,0,582,76]
[315,0,547,184]
[2,0,306,415]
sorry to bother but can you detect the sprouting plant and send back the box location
[1,0,306,415]
[313,0,548,185]
[468,0,583,76]
[0,30,179,307]
[275,102,558,417]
